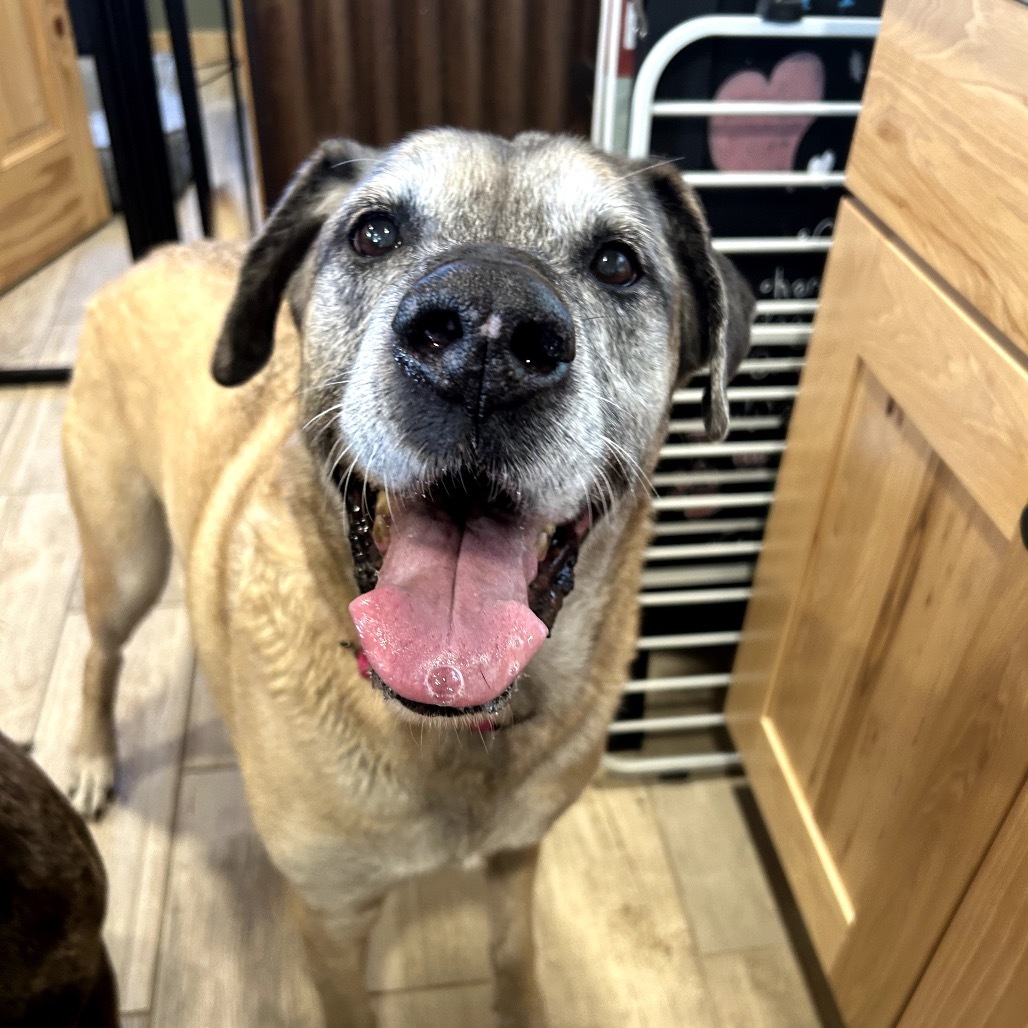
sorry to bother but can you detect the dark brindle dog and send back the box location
[0,733,117,1026]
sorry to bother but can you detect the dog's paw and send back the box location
[67,753,117,820]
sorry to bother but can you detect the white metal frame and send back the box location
[603,12,880,778]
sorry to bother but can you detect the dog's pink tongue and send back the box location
[348,500,546,708]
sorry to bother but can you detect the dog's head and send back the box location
[213,130,753,722]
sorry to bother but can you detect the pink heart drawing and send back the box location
[708,52,825,172]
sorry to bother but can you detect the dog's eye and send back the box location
[590,243,641,287]
[352,214,401,258]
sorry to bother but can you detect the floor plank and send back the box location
[0,390,22,453]
[33,608,195,1014]
[150,767,324,1028]
[121,1015,148,1028]
[374,983,496,1028]
[182,665,235,769]
[0,493,80,743]
[651,778,789,955]
[703,945,820,1028]
[535,784,717,1028]
[367,866,491,992]
[0,386,69,494]
[51,218,132,331]
[0,250,73,366]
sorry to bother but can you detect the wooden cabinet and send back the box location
[0,0,109,291]
[727,0,1028,1024]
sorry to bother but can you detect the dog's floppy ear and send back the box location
[642,163,755,441]
[212,138,380,387]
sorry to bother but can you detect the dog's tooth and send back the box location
[537,531,549,559]
[373,493,392,551]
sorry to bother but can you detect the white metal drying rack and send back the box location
[595,10,879,777]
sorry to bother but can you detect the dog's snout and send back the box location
[392,249,575,417]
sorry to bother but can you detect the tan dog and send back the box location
[62,130,753,1026]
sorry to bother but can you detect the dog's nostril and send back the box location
[410,309,463,352]
[509,321,573,376]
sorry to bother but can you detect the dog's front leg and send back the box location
[290,888,381,1028]
[486,845,547,1028]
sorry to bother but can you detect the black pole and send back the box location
[164,0,213,237]
[88,0,179,259]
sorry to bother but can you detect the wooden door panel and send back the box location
[899,778,1028,1027]
[727,199,1028,1026]
[848,0,1028,357]
[0,0,109,291]
[0,1,61,161]
[767,369,937,798]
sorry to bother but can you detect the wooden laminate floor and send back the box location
[0,223,822,1028]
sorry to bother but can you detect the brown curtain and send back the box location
[242,0,600,204]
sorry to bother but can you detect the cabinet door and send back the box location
[0,0,109,291]
[727,200,1028,1027]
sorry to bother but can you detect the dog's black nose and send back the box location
[392,247,575,417]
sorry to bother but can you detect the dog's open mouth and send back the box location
[332,467,588,719]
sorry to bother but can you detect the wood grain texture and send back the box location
[899,776,1028,1028]
[367,866,491,992]
[729,199,1028,1026]
[849,0,1028,357]
[702,946,820,1028]
[851,216,1028,539]
[726,202,873,968]
[150,767,325,1028]
[0,0,109,290]
[374,983,495,1028]
[49,217,131,330]
[0,493,79,743]
[651,779,788,954]
[829,524,1028,1026]
[182,664,235,768]
[767,370,935,798]
[0,244,73,365]
[33,608,195,1014]
[0,385,68,494]
[535,784,716,1028]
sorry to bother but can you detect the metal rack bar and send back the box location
[637,630,742,650]
[650,517,765,537]
[639,587,752,607]
[714,237,833,255]
[750,324,813,343]
[646,540,763,561]
[653,468,777,485]
[685,170,845,188]
[692,356,806,375]
[673,385,792,404]
[628,14,880,158]
[655,99,861,117]
[667,416,782,433]
[660,441,785,458]
[673,385,799,403]
[755,299,819,317]
[640,563,754,588]
[602,751,742,774]
[622,673,732,694]
[609,712,727,734]
[651,491,774,511]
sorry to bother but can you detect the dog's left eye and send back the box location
[352,213,401,258]
[590,243,641,287]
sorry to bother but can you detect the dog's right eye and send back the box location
[352,214,401,258]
